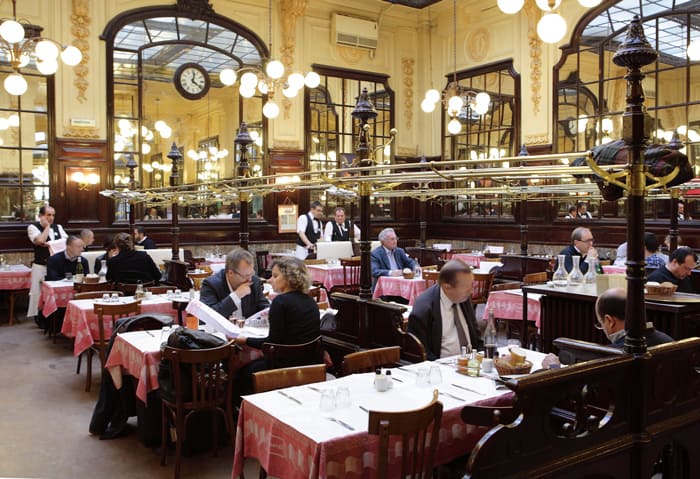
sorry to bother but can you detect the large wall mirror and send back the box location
[104,5,268,222]
[554,1,700,220]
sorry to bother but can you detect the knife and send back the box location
[277,390,302,405]
[307,386,322,393]
[326,416,355,431]
[439,391,465,402]
[450,383,486,396]
[397,366,416,374]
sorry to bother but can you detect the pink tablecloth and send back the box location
[62,297,177,356]
[483,289,542,328]
[307,265,346,291]
[451,253,484,268]
[105,330,263,403]
[0,265,31,290]
[602,265,626,274]
[39,281,75,317]
[372,276,427,305]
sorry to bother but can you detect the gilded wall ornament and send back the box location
[63,125,100,139]
[402,57,415,131]
[71,0,90,104]
[467,28,489,62]
[524,2,542,115]
[525,133,549,145]
[279,0,307,120]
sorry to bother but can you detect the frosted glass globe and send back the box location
[265,60,284,80]
[239,86,256,98]
[537,13,567,44]
[262,100,280,119]
[447,118,462,135]
[60,45,82,66]
[219,68,237,86]
[4,73,27,96]
[577,0,602,7]
[447,95,464,112]
[497,0,524,14]
[0,20,24,44]
[421,98,436,113]
[287,72,305,90]
[35,40,59,61]
[304,71,321,88]
[240,72,258,88]
[687,40,700,61]
[425,89,441,103]
[37,59,58,75]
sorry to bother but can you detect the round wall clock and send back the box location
[173,63,210,100]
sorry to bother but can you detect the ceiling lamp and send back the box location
[217,0,318,119]
[421,0,491,135]
[688,39,700,61]
[497,0,602,44]
[0,0,82,95]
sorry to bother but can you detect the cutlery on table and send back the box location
[325,416,355,431]
[307,386,321,393]
[438,391,465,402]
[277,390,302,405]
[450,383,486,396]
[359,405,369,413]
[397,366,416,374]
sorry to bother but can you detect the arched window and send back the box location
[102,2,268,221]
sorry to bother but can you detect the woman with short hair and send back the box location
[106,232,161,284]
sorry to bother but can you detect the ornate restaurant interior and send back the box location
[1,0,700,478]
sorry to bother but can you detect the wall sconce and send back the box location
[71,170,99,190]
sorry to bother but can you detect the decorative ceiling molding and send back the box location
[71,0,90,104]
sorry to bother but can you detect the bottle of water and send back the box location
[413,259,422,279]
[484,309,497,359]
[98,259,108,283]
[135,280,144,299]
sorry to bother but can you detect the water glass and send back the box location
[319,389,336,412]
[65,273,73,281]
[174,289,181,297]
[110,292,119,302]
[101,293,109,302]
[160,326,170,342]
[166,290,174,299]
[335,387,351,408]
[428,365,442,385]
[415,367,430,387]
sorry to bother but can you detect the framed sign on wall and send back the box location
[278,203,298,234]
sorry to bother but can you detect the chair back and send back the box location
[74,291,123,300]
[472,273,494,305]
[116,281,155,295]
[490,281,520,292]
[262,336,324,369]
[406,247,447,267]
[145,285,172,295]
[252,364,327,393]
[74,281,114,293]
[93,300,142,365]
[308,285,322,303]
[523,271,548,285]
[304,258,327,265]
[187,271,211,291]
[340,257,361,294]
[341,346,401,376]
[255,250,272,279]
[160,341,238,409]
[423,270,440,289]
[368,389,443,478]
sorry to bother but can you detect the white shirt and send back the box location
[323,221,361,242]
[226,274,243,318]
[439,288,472,358]
[384,246,398,270]
[296,213,322,238]
[27,223,67,244]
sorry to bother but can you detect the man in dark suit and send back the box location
[371,227,415,283]
[557,226,597,275]
[199,248,270,319]
[133,226,156,249]
[407,259,482,360]
[647,247,697,293]
[46,235,89,281]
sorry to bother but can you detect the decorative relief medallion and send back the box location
[401,57,415,131]
[62,125,100,139]
[71,0,90,104]
[525,134,549,145]
[336,44,366,65]
[524,2,542,115]
[466,28,489,62]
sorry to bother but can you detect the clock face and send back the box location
[174,63,210,100]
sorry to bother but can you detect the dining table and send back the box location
[61,294,180,356]
[231,347,549,479]
[450,253,486,268]
[0,264,31,325]
[372,275,427,305]
[307,263,346,291]
[483,289,543,328]
[39,280,76,317]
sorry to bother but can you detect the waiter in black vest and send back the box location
[295,201,324,259]
[323,207,361,242]
[27,205,67,326]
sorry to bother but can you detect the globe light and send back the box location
[262,100,280,119]
[37,59,58,75]
[4,73,27,95]
[421,98,436,113]
[475,91,491,107]
[473,100,489,115]
[265,60,285,80]
[141,142,151,154]
[447,95,464,113]
[577,0,602,7]
[425,88,441,103]
[35,40,59,61]
[285,72,303,91]
[240,72,258,88]
[497,0,525,14]
[239,85,256,98]
[537,13,567,44]
[154,120,166,132]
[282,86,297,98]
[688,39,700,61]
[535,0,562,11]
[219,68,237,86]
[160,126,172,139]
[0,118,8,130]
[257,79,269,95]
[8,113,19,127]
[304,71,321,88]
[447,118,462,135]
[0,19,24,43]
[60,45,82,66]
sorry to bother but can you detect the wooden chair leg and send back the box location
[212,411,219,457]
[76,353,82,374]
[174,414,184,479]
[160,403,168,466]
[85,349,93,392]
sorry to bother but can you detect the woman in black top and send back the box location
[236,256,320,349]
[105,232,161,285]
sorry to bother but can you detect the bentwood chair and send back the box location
[116,281,155,296]
[261,336,324,369]
[341,346,401,376]
[255,250,272,279]
[472,273,495,305]
[73,281,114,293]
[367,389,443,478]
[252,364,327,393]
[523,271,548,285]
[73,291,123,300]
[187,271,211,291]
[145,285,172,295]
[83,300,141,392]
[160,342,238,479]
[423,270,440,289]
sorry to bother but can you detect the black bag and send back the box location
[157,327,226,402]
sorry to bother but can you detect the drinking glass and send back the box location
[101,293,109,302]
[415,367,430,387]
[111,292,119,302]
[335,387,351,408]
[166,290,174,299]
[174,289,181,297]
[319,389,336,412]
[65,273,73,281]
[428,365,442,385]
[160,326,170,341]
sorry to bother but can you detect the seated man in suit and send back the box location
[132,225,156,249]
[46,235,89,281]
[557,226,597,275]
[407,259,482,360]
[106,232,161,285]
[647,247,697,293]
[371,227,415,303]
[595,287,673,348]
[199,247,269,319]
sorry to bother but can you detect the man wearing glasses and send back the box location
[647,247,698,293]
[557,227,597,274]
[199,248,269,319]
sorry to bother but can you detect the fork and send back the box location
[325,416,355,431]
[438,391,465,402]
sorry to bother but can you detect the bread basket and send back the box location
[402,271,415,279]
[645,283,677,296]
[82,274,100,284]
[495,356,533,375]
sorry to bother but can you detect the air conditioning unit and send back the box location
[332,13,378,50]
